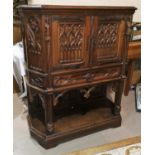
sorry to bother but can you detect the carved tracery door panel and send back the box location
[51,16,90,71]
[92,16,126,65]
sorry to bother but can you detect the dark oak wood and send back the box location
[19,5,136,149]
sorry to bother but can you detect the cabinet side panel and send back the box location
[22,13,47,73]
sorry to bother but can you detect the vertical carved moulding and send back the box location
[43,16,51,86]
[122,15,133,76]
[44,16,51,59]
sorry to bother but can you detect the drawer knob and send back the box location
[83,73,95,82]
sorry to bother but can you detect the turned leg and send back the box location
[44,94,54,134]
[113,80,124,115]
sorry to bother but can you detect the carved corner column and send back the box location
[113,80,124,115]
[44,94,54,134]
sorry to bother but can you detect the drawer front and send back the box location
[53,67,121,87]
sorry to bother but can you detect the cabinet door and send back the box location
[92,16,126,65]
[51,16,90,71]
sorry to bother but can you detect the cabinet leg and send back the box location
[27,87,33,117]
[44,95,54,134]
[124,61,135,96]
[114,80,124,115]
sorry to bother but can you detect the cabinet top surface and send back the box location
[19,5,137,11]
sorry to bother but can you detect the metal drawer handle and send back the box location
[83,73,95,81]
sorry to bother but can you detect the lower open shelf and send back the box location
[28,98,122,149]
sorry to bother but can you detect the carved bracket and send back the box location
[80,86,95,99]
[53,91,67,106]
[38,93,46,109]
[53,86,96,106]
[44,16,50,41]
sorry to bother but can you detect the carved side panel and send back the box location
[25,15,44,72]
[59,23,84,64]
[27,16,41,55]
[25,15,52,73]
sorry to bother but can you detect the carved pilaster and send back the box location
[80,87,95,99]
[44,16,51,61]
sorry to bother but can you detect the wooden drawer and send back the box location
[53,67,121,88]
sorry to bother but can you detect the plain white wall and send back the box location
[29,0,141,21]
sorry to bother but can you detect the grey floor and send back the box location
[13,90,141,155]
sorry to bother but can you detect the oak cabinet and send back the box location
[19,5,136,149]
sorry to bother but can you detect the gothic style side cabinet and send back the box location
[19,5,136,149]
